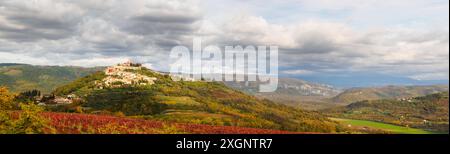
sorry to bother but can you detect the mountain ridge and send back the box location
[332,85,449,104]
[2,63,448,111]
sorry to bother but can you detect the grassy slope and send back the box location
[50,68,340,133]
[255,94,342,110]
[330,118,434,134]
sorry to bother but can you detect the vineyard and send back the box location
[41,112,311,134]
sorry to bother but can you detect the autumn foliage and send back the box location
[42,112,310,134]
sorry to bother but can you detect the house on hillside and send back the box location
[100,61,157,88]
[54,97,73,104]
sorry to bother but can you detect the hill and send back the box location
[49,62,340,133]
[0,63,103,93]
[326,92,449,133]
[332,85,449,104]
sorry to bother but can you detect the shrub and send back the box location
[0,103,55,134]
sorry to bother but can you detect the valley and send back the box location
[325,92,449,133]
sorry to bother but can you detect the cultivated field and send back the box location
[330,118,435,134]
[42,112,313,134]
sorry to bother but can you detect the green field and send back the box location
[330,118,435,134]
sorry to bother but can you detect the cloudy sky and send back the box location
[0,0,448,83]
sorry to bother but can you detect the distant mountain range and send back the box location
[285,71,449,88]
[228,81,448,110]
[224,78,341,97]
[332,85,449,104]
[224,77,448,110]
[224,78,342,110]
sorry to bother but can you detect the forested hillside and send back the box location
[0,64,103,93]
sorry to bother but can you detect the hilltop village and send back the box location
[27,60,200,106]
[99,60,157,88]
[30,61,159,106]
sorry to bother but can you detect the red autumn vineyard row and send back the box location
[41,112,311,134]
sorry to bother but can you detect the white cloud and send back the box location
[0,0,448,81]
[282,69,316,75]
[211,13,448,80]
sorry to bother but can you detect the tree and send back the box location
[0,87,54,134]
[0,87,16,133]
[1,103,55,134]
[0,86,16,110]
[17,89,41,102]
[10,103,55,134]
